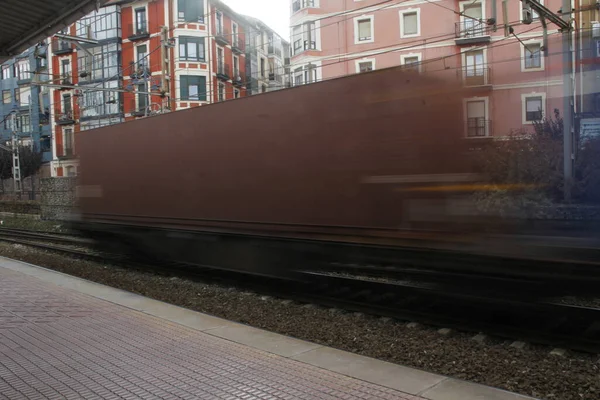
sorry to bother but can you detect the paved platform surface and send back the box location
[0,257,536,400]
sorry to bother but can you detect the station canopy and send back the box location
[0,0,110,63]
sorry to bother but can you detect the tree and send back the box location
[476,110,600,204]
[18,145,42,180]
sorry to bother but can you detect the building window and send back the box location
[466,99,488,137]
[2,90,11,104]
[216,11,224,35]
[357,60,374,73]
[292,22,316,55]
[355,17,374,43]
[178,0,204,23]
[76,6,119,40]
[218,82,225,101]
[522,0,542,21]
[66,165,76,176]
[234,88,240,99]
[232,23,239,47]
[463,50,487,85]
[260,58,266,78]
[461,2,485,37]
[135,8,147,34]
[15,59,29,81]
[63,94,72,115]
[180,75,206,101]
[524,95,544,123]
[294,67,303,85]
[179,37,205,61]
[261,84,267,93]
[61,59,71,82]
[1,65,10,80]
[292,0,315,13]
[400,10,420,38]
[136,44,148,68]
[233,56,240,78]
[18,87,31,106]
[401,53,421,72]
[137,83,148,112]
[64,128,74,157]
[522,42,543,71]
[20,114,31,133]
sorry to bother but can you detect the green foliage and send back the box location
[476,109,600,204]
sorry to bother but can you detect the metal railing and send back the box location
[466,118,491,137]
[130,62,150,79]
[455,20,491,38]
[217,62,230,78]
[232,36,245,52]
[128,21,149,37]
[55,112,75,124]
[216,26,230,44]
[232,71,245,86]
[460,66,492,86]
[60,73,72,86]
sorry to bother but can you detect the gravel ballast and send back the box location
[0,243,598,400]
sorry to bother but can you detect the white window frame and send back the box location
[520,39,545,72]
[355,58,375,73]
[463,96,490,138]
[459,0,486,37]
[354,15,374,44]
[399,8,421,39]
[521,92,546,124]
[400,53,422,72]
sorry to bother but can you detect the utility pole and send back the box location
[561,0,573,202]
[160,26,172,111]
[521,0,573,201]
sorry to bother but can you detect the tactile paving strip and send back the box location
[0,267,424,400]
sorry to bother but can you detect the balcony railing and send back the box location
[128,22,150,40]
[130,62,150,80]
[55,112,75,125]
[52,40,73,55]
[455,20,492,44]
[130,98,149,117]
[216,26,230,45]
[292,0,315,13]
[217,62,230,80]
[59,73,72,87]
[460,66,492,87]
[232,71,245,87]
[232,36,245,53]
[467,118,492,137]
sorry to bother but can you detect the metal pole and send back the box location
[562,0,573,202]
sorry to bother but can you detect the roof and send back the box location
[0,0,111,63]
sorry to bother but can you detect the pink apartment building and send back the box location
[289,0,567,138]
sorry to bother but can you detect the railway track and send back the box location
[1,228,600,353]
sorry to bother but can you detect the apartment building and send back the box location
[289,0,572,138]
[245,17,291,94]
[46,0,283,177]
[0,43,52,165]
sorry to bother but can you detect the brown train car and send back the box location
[75,66,478,275]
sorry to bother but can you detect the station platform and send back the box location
[0,256,535,400]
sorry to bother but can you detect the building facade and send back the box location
[245,17,291,94]
[289,0,572,138]
[46,0,282,177]
[0,44,52,164]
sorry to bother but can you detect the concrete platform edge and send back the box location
[0,256,537,400]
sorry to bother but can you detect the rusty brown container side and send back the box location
[77,66,472,231]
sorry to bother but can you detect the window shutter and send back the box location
[180,76,189,100]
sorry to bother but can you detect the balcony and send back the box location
[128,22,150,41]
[52,40,73,55]
[466,118,492,138]
[130,62,150,80]
[455,20,492,45]
[59,74,72,89]
[232,37,245,54]
[292,0,315,13]
[130,98,148,117]
[217,62,230,81]
[460,66,492,88]
[55,112,75,126]
[215,26,230,46]
[232,71,245,87]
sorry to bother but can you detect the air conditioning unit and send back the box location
[592,21,600,38]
